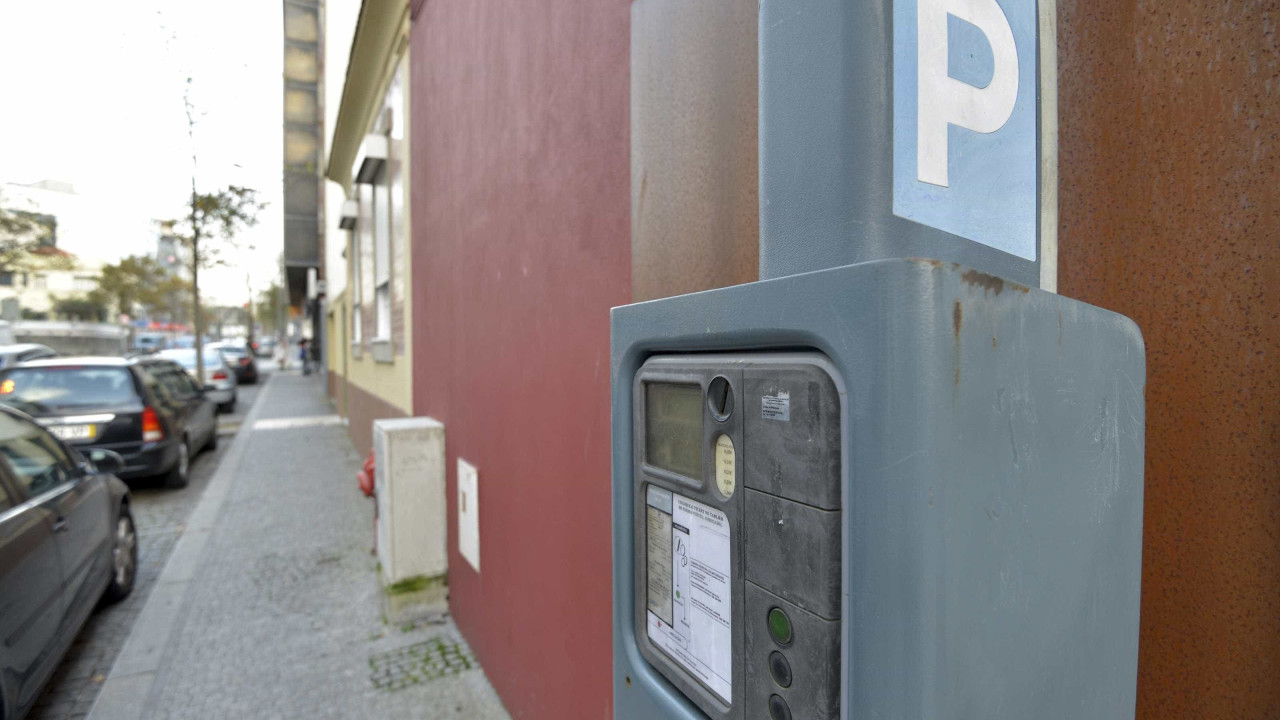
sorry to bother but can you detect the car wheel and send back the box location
[205,426,219,452]
[102,507,137,603]
[219,395,237,414]
[163,439,190,489]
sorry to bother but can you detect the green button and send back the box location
[767,608,793,646]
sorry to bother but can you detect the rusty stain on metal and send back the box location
[961,268,1031,296]
[1058,0,1279,716]
[953,300,964,386]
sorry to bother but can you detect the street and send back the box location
[17,370,508,720]
[27,374,270,720]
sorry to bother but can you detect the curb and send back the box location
[87,373,278,720]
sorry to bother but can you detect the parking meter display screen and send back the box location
[645,383,703,479]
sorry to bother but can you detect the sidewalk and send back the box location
[90,371,510,720]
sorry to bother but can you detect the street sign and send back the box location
[892,0,1039,260]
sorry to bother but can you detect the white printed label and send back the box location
[762,391,791,421]
[646,489,732,702]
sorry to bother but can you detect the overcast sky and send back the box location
[0,1,284,305]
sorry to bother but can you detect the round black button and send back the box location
[768,694,792,720]
[768,651,793,688]
[767,607,793,646]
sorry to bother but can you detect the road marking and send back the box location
[252,414,346,431]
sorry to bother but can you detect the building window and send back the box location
[0,271,13,287]
[31,274,47,290]
[373,160,391,341]
[73,276,96,292]
[350,222,362,345]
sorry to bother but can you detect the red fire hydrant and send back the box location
[357,449,376,497]
[357,449,378,556]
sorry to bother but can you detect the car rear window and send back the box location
[0,367,138,410]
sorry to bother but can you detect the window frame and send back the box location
[372,159,392,343]
[0,469,14,513]
[350,219,363,348]
[0,411,81,499]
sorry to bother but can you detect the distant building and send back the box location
[0,250,103,318]
[0,181,104,318]
[156,220,185,277]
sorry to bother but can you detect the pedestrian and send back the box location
[300,338,311,375]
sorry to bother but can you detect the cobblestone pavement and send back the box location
[28,375,270,720]
[126,372,509,720]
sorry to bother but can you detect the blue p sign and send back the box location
[892,0,1038,260]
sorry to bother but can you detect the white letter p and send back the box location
[917,0,1019,187]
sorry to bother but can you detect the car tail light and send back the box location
[142,406,164,443]
[212,371,228,380]
[239,357,251,365]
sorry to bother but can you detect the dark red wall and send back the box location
[408,1,630,718]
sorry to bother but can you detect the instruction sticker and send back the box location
[646,487,732,702]
[762,390,791,421]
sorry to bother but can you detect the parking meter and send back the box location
[618,0,1144,713]
[632,353,844,718]
[611,260,1145,720]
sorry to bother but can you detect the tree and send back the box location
[96,255,189,319]
[256,282,283,335]
[166,186,264,377]
[174,79,267,379]
[52,294,109,322]
[0,196,61,273]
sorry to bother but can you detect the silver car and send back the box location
[0,343,57,369]
[157,348,238,412]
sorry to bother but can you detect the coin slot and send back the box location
[707,376,734,421]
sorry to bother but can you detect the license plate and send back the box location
[49,424,96,441]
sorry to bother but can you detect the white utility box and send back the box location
[373,417,447,585]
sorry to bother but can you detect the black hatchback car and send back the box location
[0,406,135,720]
[0,357,219,489]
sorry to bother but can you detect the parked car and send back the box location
[208,341,258,385]
[0,344,57,370]
[132,332,169,354]
[0,407,135,720]
[0,357,219,489]
[158,348,238,413]
[253,337,276,358]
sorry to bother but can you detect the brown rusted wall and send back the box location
[630,0,758,301]
[1057,1,1279,717]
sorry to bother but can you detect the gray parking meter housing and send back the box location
[759,0,1047,287]
[612,259,1144,720]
